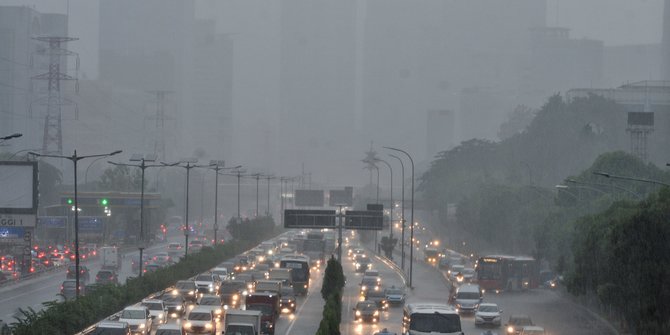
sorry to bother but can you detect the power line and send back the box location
[0,55,30,67]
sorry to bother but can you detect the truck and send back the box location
[268,268,292,287]
[100,246,121,270]
[300,232,325,268]
[254,280,282,295]
[245,292,279,335]
[224,309,262,335]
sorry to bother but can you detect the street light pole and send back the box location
[29,149,122,298]
[265,175,274,216]
[384,146,414,288]
[206,162,241,245]
[109,154,159,277]
[389,154,405,270]
[376,159,393,239]
[594,171,670,188]
[162,159,198,258]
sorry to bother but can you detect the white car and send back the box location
[118,305,152,334]
[141,299,167,325]
[211,267,229,280]
[194,273,221,296]
[384,286,406,305]
[475,303,503,327]
[183,307,216,334]
[196,294,224,320]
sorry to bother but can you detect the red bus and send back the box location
[475,255,539,293]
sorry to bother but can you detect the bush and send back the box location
[10,238,265,335]
[316,257,344,335]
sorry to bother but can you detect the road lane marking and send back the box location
[283,280,316,335]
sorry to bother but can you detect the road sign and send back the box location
[23,231,31,242]
[295,190,325,207]
[329,187,353,206]
[38,216,67,228]
[0,213,36,227]
[344,210,384,230]
[367,204,383,211]
[284,209,336,228]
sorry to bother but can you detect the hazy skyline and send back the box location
[3,0,666,80]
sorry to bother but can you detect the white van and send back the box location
[402,303,463,335]
[453,284,482,313]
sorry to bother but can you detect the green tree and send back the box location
[321,256,345,299]
[97,165,142,191]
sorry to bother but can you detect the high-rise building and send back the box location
[279,0,359,182]
[0,6,68,152]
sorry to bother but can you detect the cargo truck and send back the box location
[253,280,282,295]
[100,246,121,270]
[245,292,279,335]
[224,309,262,335]
[268,268,292,287]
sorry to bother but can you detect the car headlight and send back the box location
[184,322,192,329]
[188,290,194,295]
[373,310,379,316]
[170,313,177,318]
[176,305,182,311]
[216,309,222,314]
[139,324,145,329]
[507,326,515,333]
[355,311,361,316]
[233,294,239,300]
[205,323,212,329]
[158,314,163,319]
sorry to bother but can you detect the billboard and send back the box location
[627,112,654,126]
[295,190,325,207]
[0,161,38,214]
[329,187,353,206]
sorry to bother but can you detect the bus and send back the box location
[279,254,310,295]
[475,255,539,292]
[423,247,439,263]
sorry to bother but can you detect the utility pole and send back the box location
[31,36,79,155]
[146,90,172,161]
[265,175,275,216]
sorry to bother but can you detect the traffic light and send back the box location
[67,198,73,205]
[100,198,109,206]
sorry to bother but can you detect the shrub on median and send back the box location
[316,256,345,335]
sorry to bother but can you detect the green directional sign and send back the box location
[344,210,384,230]
[284,209,336,228]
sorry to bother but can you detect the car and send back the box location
[118,305,152,335]
[210,267,229,281]
[505,314,534,335]
[373,328,397,335]
[364,286,389,310]
[153,252,172,265]
[167,243,183,257]
[66,265,90,282]
[462,267,476,282]
[141,299,167,325]
[360,276,381,294]
[384,286,406,305]
[279,286,297,313]
[475,303,503,327]
[92,321,131,335]
[61,279,85,300]
[174,280,198,302]
[183,306,216,334]
[353,300,380,323]
[196,294,224,320]
[161,292,187,319]
[155,323,185,335]
[96,269,119,285]
[453,284,483,313]
[50,252,69,267]
[520,326,546,335]
[188,240,204,253]
[220,280,245,309]
[144,263,162,274]
[194,273,221,296]
[363,269,379,277]
[355,256,372,273]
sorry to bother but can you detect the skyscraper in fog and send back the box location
[279,0,358,181]
[0,6,68,152]
[662,0,670,81]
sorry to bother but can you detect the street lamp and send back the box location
[384,146,414,288]
[593,171,670,187]
[108,154,159,276]
[389,154,406,270]
[0,133,22,143]
[565,178,641,200]
[163,158,198,258]
[252,173,265,217]
[84,156,109,186]
[265,175,275,216]
[204,162,242,245]
[375,158,393,239]
[29,149,122,298]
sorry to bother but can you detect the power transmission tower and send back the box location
[31,36,79,155]
[146,90,172,161]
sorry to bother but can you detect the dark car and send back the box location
[364,287,389,310]
[279,286,297,313]
[175,280,198,302]
[219,280,245,309]
[61,279,85,300]
[95,269,118,285]
[353,300,380,323]
[66,265,90,282]
[355,256,372,273]
[161,292,187,319]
